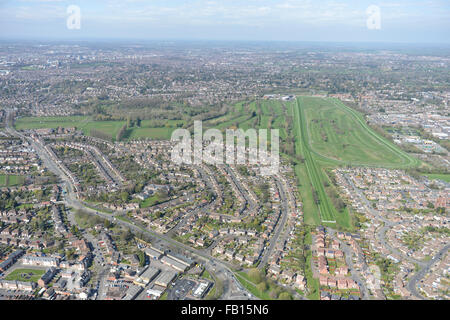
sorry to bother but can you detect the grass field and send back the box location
[234,271,273,300]
[140,194,162,208]
[127,126,174,140]
[294,164,321,225]
[300,97,420,168]
[292,99,343,226]
[204,100,288,140]
[15,116,125,138]
[4,268,45,282]
[205,98,353,228]
[290,96,420,228]
[14,98,422,230]
[14,116,179,141]
[0,174,25,187]
[423,173,450,183]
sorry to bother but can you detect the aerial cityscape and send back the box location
[0,0,448,306]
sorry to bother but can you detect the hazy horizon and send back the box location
[0,0,449,44]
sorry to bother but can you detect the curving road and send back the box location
[407,244,450,300]
[342,168,448,299]
[258,178,290,268]
[5,109,253,300]
[327,228,370,300]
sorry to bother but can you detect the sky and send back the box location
[0,0,449,43]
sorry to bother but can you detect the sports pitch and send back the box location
[291,96,420,228]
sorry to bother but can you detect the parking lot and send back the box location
[167,278,196,300]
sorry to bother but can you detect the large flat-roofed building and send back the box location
[154,271,177,288]
[166,253,194,267]
[149,246,166,255]
[146,287,164,298]
[193,281,212,298]
[138,267,160,284]
[160,256,188,272]
[123,284,143,300]
[145,247,163,260]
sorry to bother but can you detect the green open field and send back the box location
[14,116,179,141]
[204,98,355,228]
[204,100,288,142]
[127,126,174,140]
[423,173,450,183]
[15,116,125,137]
[4,268,45,282]
[0,174,25,187]
[14,98,422,230]
[140,194,163,208]
[292,99,342,226]
[291,96,421,228]
[300,97,420,167]
[234,271,273,300]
